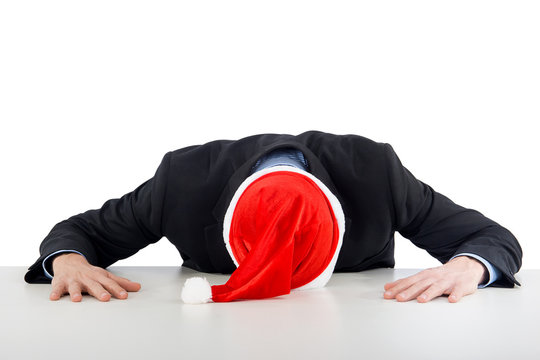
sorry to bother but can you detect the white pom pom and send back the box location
[181,277,212,304]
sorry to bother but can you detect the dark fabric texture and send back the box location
[24,131,522,287]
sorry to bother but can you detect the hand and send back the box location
[49,253,141,302]
[383,256,488,303]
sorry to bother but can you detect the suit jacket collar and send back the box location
[211,139,340,223]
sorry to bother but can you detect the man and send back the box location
[24,131,522,303]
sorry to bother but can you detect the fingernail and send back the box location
[384,291,392,296]
[119,291,127,297]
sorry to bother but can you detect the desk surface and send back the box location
[2,267,538,360]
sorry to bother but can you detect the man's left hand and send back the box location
[383,256,488,303]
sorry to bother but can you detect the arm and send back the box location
[381,143,522,302]
[24,152,172,301]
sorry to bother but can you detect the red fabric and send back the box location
[212,171,339,302]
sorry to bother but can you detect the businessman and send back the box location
[24,131,522,303]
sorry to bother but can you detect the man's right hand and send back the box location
[50,253,141,302]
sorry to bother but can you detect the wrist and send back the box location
[52,252,86,269]
[449,256,488,285]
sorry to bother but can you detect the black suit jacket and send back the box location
[24,131,522,287]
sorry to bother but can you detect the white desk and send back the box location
[2,267,538,360]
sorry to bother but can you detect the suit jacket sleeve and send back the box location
[383,143,522,287]
[24,152,171,284]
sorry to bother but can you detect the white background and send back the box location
[1,1,538,270]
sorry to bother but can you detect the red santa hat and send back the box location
[181,165,345,304]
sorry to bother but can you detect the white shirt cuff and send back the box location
[42,250,86,279]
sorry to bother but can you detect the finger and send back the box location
[448,284,470,303]
[385,271,426,293]
[395,279,435,302]
[82,279,111,302]
[418,281,451,303]
[50,282,67,301]
[384,277,412,291]
[99,277,129,299]
[384,280,400,291]
[67,282,83,302]
[107,273,141,292]
[384,275,426,299]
